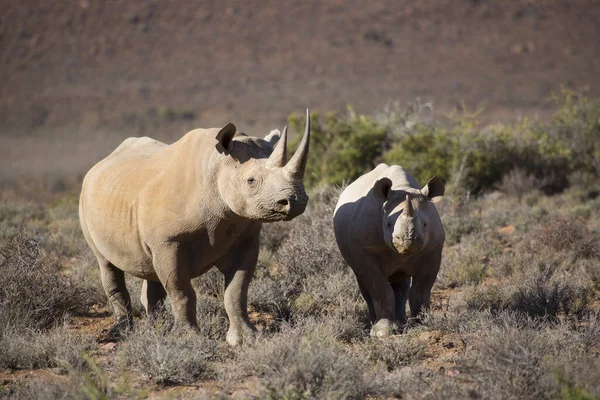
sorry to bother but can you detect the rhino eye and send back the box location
[247,178,256,185]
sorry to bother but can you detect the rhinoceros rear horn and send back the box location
[266,126,288,168]
[285,109,310,179]
[216,123,237,152]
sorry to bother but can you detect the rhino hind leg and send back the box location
[391,278,410,325]
[98,258,133,339]
[408,250,442,322]
[408,271,438,322]
[357,280,376,323]
[141,280,167,317]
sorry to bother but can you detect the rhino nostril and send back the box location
[277,199,289,206]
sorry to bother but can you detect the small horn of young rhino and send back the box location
[284,109,311,179]
[266,126,288,168]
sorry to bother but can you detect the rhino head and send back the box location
[214,110,311,222]
[375,176,445,254]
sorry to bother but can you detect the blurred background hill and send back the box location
[1,0,600,191]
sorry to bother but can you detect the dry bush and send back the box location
[274,187,346,287]
[247,271,291,324]
[0,380,77,400]
[522,216,600,259]
[118,313,220,385]
[437,235,496,288]
[231,316,392,399]
[442,213,483,246]
[193,268,224,301]
[0,233,96,331]
[260,221,293,255]
[460,312,600,400]
[195,295,230,341]
[510,275,591,319]
[495,168,545,201]
[1,353,142,400]
[460,273,591,320]
[290,270,362,317]
[0,327,94,370]
[0,202,49,241]
[359,334,428,372]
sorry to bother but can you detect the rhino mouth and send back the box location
[265,201,307,221]
[394,245,414,255]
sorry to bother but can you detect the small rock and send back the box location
[497,225,515,236]
[418,330,442,343]
[99,342,117,352]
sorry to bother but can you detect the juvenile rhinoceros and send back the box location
[79,111,310,346]
[333,164,445,337]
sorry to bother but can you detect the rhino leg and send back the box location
[390,277,410,325]
[357,280,376,323]
[352,259,397,338]
[408,249,442,321]
[217,233,259,347]
[98,257,133,336]
[153,243,198,330]
[141,280,167,317]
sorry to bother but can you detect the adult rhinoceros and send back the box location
[333,164,445,337]
[79,111,310,346]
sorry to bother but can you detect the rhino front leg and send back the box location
[141,280,167,317]
[217,233,259,347]
[153,243,197,330]
[352,258,397,338]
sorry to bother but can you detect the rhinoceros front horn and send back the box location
[266,126,288,168]
[284,109,310,179]
[403,194,415,218]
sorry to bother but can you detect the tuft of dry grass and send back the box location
[0,327,95,371]
[0,233,97,332]
[117,313,221,385]
[522,215,599,259]
[229,316,395,399]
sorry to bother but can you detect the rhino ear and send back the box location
[264,129,281,145]
[216,123,237,152]
[422,176,445,203]
[374,177,393,200]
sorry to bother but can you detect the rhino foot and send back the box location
[370,319,398,338]
[402,317,423,334]
[226,324,257,347]
[102,316,133,342]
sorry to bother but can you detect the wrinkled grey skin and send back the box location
[333,164,445,337]
[79,111,310,346]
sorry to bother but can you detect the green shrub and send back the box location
[288,110,388,188]
[290,90,600,195]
